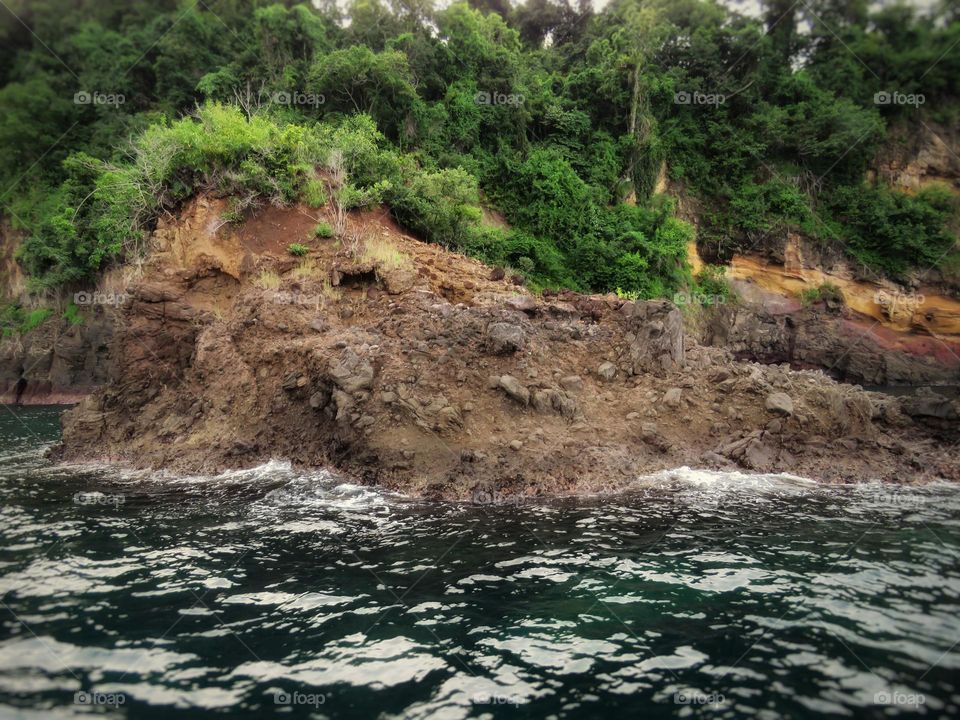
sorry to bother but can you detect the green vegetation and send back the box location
[692,265,733,306]
[0,0,957,300]
[62,302,84,326]
[287,243,310,257]
[799,282,844,308]
[0,305,53,336]
[314,222,334,239]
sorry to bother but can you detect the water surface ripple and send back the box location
[0,407,958,718]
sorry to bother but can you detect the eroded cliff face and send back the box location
[872,120,960,196]
[57,197,960,497]
[0,315,114,404]
[687,119,960,385]
[0,223,117,404]
[691,233,960,387]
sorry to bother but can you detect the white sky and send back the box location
[592,0,939,15]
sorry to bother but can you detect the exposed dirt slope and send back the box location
[57,197,960,498]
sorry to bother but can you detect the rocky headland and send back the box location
[52,197,960,499]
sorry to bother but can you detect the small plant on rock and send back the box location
[254,270,281,289]
[288,243,310,257]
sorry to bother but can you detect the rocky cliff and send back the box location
[55,197,960,498]
[0,314,114,404]
[691,233,960,387]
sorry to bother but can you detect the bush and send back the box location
[288,243,310,257]
[799,282,843,307]
[63,302,84,326]
[302,178,327,208]
[390,167,481,248]
[314,222,334,238]
[828,184,958,277]
[693,264,733,305]
[0,305,53,336]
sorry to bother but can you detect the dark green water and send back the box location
[0,406,958,719]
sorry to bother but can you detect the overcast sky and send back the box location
[592,0,940,15]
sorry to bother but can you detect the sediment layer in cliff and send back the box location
[56,197,960,498]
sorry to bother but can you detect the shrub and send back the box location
[302,178,328,208]
[693,264,732,304]
[827,184,958,277]
[254,270,281,289]
[314,222,334,238]
[288,243,310,257]
[63,302,84,326]
[390,167,481,247]
[799,282,843,307]
[361,238,412,272]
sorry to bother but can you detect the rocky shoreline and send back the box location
[52,199,960,499]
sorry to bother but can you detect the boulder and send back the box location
[901,394,958,421]
[559,375,584,392]
[663,388,682,408]
[505,295,537,314]
[597,362,617,381]
[622,300,685,372]
[329,349,375,393]
[498,375,530,406]
[486,322,526,355]
[765,392,794,417]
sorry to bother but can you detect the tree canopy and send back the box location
[0,0,957,294]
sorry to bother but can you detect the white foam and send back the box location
[636,466,818,492]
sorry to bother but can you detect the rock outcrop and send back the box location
[54,197,960,499]
[0,312,115,404]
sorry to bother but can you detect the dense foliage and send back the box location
[0,0,957,296]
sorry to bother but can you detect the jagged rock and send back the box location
[282,373,304,391]
[531,389,553,413]
[901,394,958,420]
[505,295,537,314]
[621,300,685,372]
[559,375,583,392]
[498,375,530,406]
[309,389,330,409]
[744,438,777,470]
[765,392,794,416]
[663,388,682,408]
[597,362,617,381]
[329,349,374,393]
[486,323,526,355]
[640,422,671,452]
